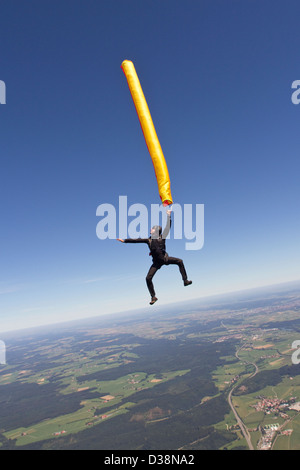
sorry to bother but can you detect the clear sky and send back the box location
[1,0,300,333]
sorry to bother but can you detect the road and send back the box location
[227,345,259,451]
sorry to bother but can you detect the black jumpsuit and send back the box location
[124,215,188,297]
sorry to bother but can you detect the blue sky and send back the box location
[1,0,300,332]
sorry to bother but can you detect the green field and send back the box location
[1,282,300,450]
[3,362,189,446]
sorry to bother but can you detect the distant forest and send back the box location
[0,334,238,450]
[234,364,300,396]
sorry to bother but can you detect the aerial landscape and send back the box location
[1,0,300,455]
[1,281,300,450]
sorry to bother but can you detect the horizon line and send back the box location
[1,278,300,337]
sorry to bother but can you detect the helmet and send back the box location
[151,225,162,237]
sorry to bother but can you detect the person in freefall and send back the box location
[117,210,192,305]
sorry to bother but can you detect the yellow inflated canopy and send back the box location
[121,60,173,206]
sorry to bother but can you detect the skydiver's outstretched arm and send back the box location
[117,238,150,246]
[161,210,172,239]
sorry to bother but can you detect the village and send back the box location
[252,395,298,418]
[251,396,300,450]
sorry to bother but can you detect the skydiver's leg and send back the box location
[146,264,159,301]
[165,257,192,286]
[165,257,187,280]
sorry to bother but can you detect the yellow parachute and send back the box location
[121,60,173,206]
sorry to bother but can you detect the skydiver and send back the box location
[117,210,192,305]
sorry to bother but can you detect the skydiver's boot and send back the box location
[184,280,192,287]
[150,296,158,305]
